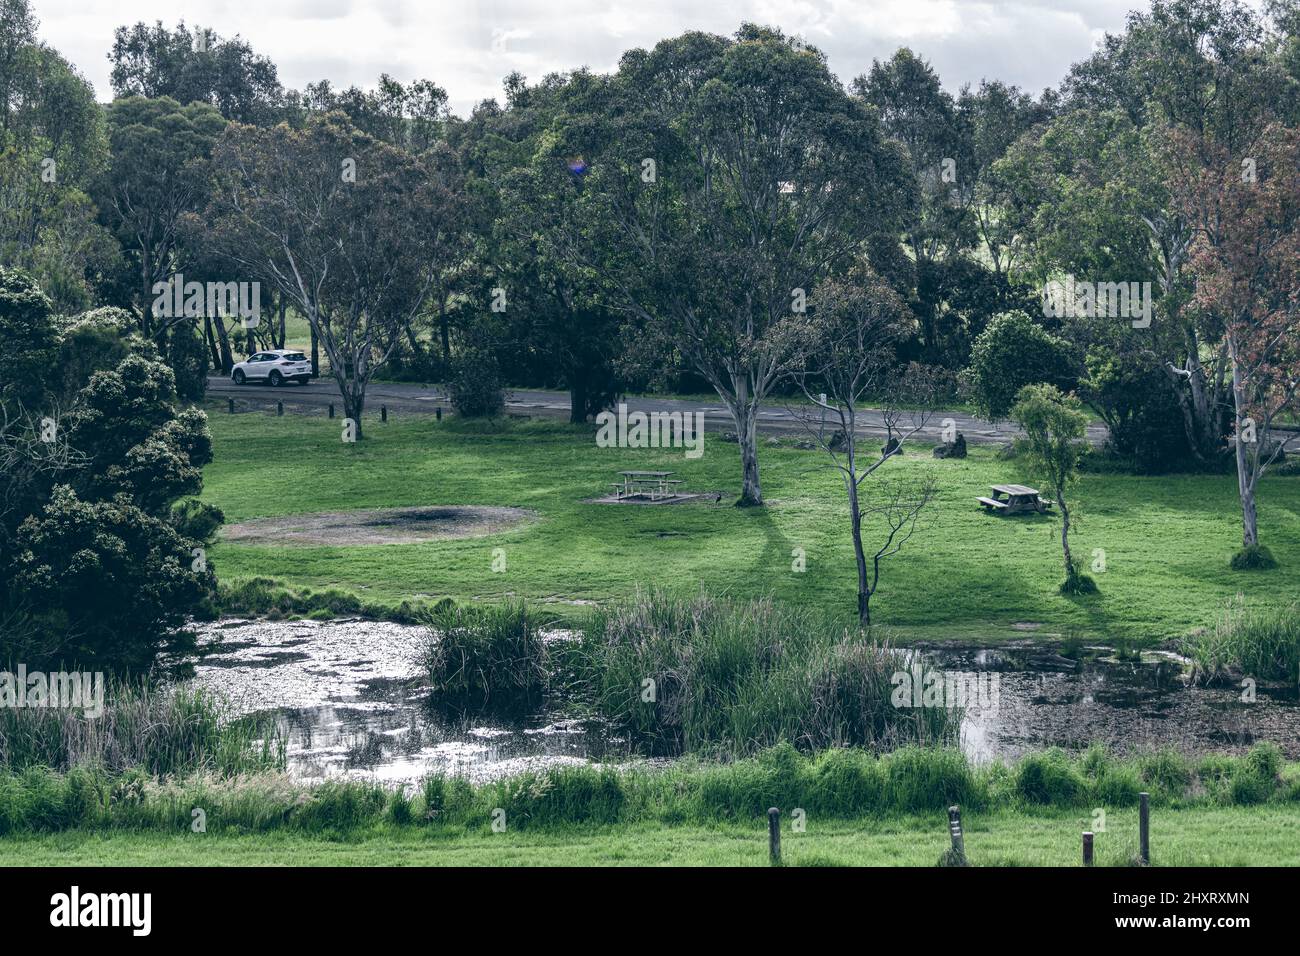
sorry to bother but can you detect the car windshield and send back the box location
[281,353,307,361]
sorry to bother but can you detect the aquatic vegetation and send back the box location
[1181,598,1300,684]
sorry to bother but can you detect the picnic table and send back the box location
[976,483,1053,515]
[612,471,685,501]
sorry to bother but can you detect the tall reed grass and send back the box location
[1182,598,1300,684]
[575,591,959,756]
[419,601,555,706]
[0,681,282,777]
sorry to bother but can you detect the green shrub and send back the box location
[1137,749,1192,803]
[1016,748,1085,805]
[886,746,979,813]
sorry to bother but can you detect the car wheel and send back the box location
[232,370,246,385]
[269,370,282,387]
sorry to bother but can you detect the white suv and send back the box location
[231,349,313,386]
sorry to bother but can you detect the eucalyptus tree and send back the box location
[97,96,226,334]
[206,112,465,438]
[781,268,939,625]
[534,26,913,505]
[109,21,284,125]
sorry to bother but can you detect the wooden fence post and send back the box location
[1082,831,1094,866]
[227,398,234,414]
[768,807,781,866]
[946,805,967,865]
[436,406,442,422]
[276,401,283,417]
[381,405,387,423]
[1139,793,1150,865]
[328,403,335,419]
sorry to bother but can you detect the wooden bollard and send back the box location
[436,406,442,422]
[328,403,335,419]
[948,805,965,860]
[1082,831,1094,866]
[227,398,234,414]
[1139,792,1150,865]
[767,807,781,866]
[276,401,283,417]
[381,405,387,423]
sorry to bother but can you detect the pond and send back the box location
[191,618,1300,784]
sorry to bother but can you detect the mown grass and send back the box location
[6,805,1296,866]
[199,409,1300,643]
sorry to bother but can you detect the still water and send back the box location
[191,618,1300,784]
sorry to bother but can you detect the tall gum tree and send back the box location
[537,26,913,505]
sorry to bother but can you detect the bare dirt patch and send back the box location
[221,506,537,546]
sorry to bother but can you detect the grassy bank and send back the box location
[199,410,1300,643]
[3,741,1295,837]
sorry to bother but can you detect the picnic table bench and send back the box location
[613,471,684,501]
[977,483,1053,515]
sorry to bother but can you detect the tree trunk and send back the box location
[570,379,587,425]
[203,314,220,371]
[1058,488,1073,579]
[846,475,870,625]
[310,325,320,377]
[341,381,366,440]
[213,318,234,374]
[731,402,762,506]
[1228,334,1259,549]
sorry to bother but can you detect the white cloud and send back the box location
[26,0,1263,115]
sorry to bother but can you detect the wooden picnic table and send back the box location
[614,471,683,501]
[976,483,1053,515]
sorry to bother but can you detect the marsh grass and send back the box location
[575,591,959,756]
[419,601,556,708]
[1182,597,1300,684]
[0,680,282,777]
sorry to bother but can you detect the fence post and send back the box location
[436,406,442,422]
[947,806,966,863]
[1082,831,1094,866]
[1139,793,1150,865]
[381,405,387,423]
[276,401,283,417]
[767,807,781,866]
[328,403,335,419]
[227,398,234,414]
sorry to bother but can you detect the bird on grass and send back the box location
[715,492,723,504]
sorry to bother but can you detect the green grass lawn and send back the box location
[199,406,1300,642]
[5,805,1298,865]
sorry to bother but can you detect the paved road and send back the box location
[206,374,1100,446]
[207,375,1299,451]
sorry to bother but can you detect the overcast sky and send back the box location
[27,0,1240,115]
